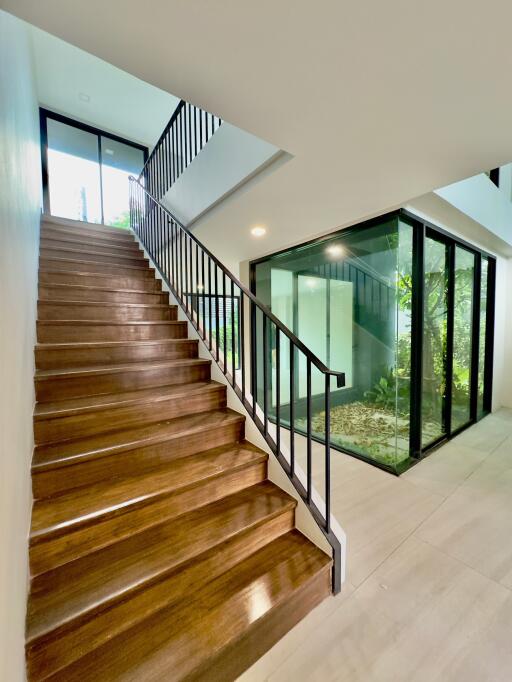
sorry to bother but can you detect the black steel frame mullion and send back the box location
[409,219,424,458]
[470,253,481,422]
[445,241,456,437]
[484,257,496,413]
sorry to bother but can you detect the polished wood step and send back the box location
[35,358,211,401]
[42,219,136,242]
[37,320,187,343]
[34,381,226,444]
[38,284,168,305]
[32,409,246,498]
[40,236,142,257]
[37,300,176,322]
[39,257,153,278]
[43,532,331,682]
[39,269,162,292]
[35,338,196,370]
[40,246,146,268]
[30,441,265,575]
[26,483,294,679]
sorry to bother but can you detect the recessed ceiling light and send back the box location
[78,92,90,103]
[325,244,344,258]
[104,148,114,156]
[251,226,266,237]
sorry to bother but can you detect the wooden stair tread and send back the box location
[30,441,267,540]
[27,481,291,645]
[34,381,219,419]
[33,408,245,470]
[39,283,165,296]
[35,338,194,352]
[38,300,172,310]
[37,319,183,327]
[50,531,331,682]
[35,357,210,379]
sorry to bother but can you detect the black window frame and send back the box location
[40,107,149,224]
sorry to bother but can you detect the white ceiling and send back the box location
[29,25,180,147]
[3,1,512,265]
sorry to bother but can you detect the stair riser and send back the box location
[39,270,162,292]
[34,387,227,445]
[40,258,153,278]
[35,340,197,370]
[40,237,142,257]
[31,456,262,575]
[37,321,187,343]
[38,285,168,305]
[42,223,135,243]
[40,248,146,268]
[32,421,245,500]
[37,302,176,322]
[35,363,211,402]
[26,509,293,678]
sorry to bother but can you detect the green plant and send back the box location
[364,368,396,411]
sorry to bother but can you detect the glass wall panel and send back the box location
[477,257,489,417]
[452,246,475,431]
[101,137,145,227]
[422,237,448,447]
[47,119,102,223]
[253,217,413,471]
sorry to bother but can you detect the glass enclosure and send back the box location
[251,210,495,473]
[41,109,147,227]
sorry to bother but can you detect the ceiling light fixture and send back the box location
[251,226,266,237]
[325,244,344,258]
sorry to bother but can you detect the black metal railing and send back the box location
[129,178,346,592]
[140,99,222,203]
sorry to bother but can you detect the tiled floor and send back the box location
[239,409,512,682]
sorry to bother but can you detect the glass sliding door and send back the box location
[451,246,476,431]
[41,109,147,227]
[422,236,448,447]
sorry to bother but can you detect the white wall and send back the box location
[0,10,42,681]
[163,122,280,226]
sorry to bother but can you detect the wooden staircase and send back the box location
[26,218,332,681]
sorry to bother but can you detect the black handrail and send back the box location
[139,99,222,203]
[129,177,345,593]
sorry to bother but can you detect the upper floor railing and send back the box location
[140,99,222,203]
[129,176,346,593]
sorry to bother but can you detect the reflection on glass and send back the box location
[422,237,448,447]
[477,258,488,417]
[254,217,413,471]
[452,247,475,430]
[47,119,102,223]
[101,138,145,227]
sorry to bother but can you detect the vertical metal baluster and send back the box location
[188,234,193,318]
[276,328,280,455]
[263,315,268,435]
[194,106,198,159]
[223,272,227,372]
[290,339,295,476]
[199,107,203,153]
[195,241,199,326]
[201,251,206,341]
[215,264,220,362]
[306,358,312,503]
[208,257,212,351]
[179,228,184,304]
[231,279,236,386]
[241,292,246,405]
[251,301,257,419]
[325,373,331,532]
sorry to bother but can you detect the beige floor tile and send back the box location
[403,439,489,498]
[267,537,512,682]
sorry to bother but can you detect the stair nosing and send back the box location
[38,284,167,296]
[39,257,152,272]
[35,358,211,380]
[38,300,174,310]
[35,339,196,350]
[37,320,185,326]
[33,381,225,421]
[32,409,246,472]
